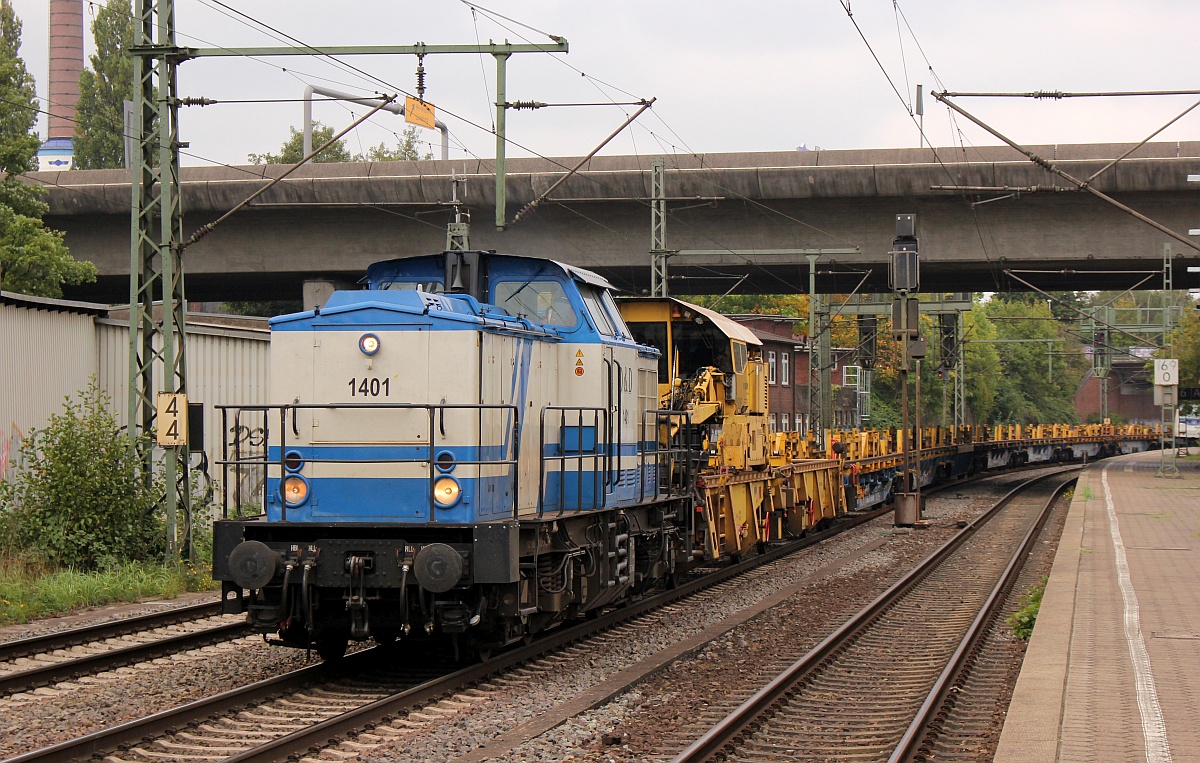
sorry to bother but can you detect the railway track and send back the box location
[4,466,1069,763]
[672,470,1074,763]
[0,601,249,696]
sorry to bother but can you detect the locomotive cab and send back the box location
[214,250,698,659]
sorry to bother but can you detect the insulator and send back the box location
[178,97,214,107]
[415,57,426,101]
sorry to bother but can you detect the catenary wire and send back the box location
[835,0,1003,289]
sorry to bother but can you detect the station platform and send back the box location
[995,449,1200,763]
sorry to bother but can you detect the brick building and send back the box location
[1074,363,1159,424]
[727,315,855,432]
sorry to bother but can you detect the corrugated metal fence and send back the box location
[2,293,269,497]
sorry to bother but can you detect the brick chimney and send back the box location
[47,0,83,140]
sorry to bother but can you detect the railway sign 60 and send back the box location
[1154,359,1179,387]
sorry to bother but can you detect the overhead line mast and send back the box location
[129,0,187,559]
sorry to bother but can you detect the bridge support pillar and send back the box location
[304,279,358,310]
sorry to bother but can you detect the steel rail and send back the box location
[0,600,223,662]
[888,477,1074,762]
[671,467,1077,763]
[0,620,251,696]
[2,653,339,763]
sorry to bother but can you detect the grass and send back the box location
[0,556,216,626]
[1009,577,1048,640]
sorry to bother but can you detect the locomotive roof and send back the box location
[364,251,617,291]
[267,288,563,340]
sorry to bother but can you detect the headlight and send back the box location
[432,475,461,507]
[283,450,304,472]
[359,333,381,355]
[282,475,310,506]
[435,450,456,473]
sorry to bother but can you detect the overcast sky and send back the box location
[10,0,1200,168]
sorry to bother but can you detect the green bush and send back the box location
[0,380,162,570]
[1008,577,1048,640]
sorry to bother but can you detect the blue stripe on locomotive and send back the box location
[265,467,657,522]
[265,443,650,522]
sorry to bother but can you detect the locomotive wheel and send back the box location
[316,631,348,661]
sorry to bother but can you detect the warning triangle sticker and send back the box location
[575,350,584,357]
[575,359,584,366]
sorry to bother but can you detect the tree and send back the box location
[961,305,1000,423]
[981,296,1086,424]
[73,0,133,170]
[247,122,352,164]
[690,293,808,318]
[1175,300,1200,409]
[248,123,432,164]
[221,300,302,317]
[361,126,433,161]
[0,1,96,297]
[0,1,43,213]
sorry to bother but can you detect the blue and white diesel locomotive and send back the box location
[214,248,696,659]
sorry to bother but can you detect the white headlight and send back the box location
[359,333,381,355]
[433,476,461,507]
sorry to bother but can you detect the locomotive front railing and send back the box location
[215,402,520,522]
[537,406,609,518]
[217,404,273,520]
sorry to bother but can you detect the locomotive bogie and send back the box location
[217,493,690,653]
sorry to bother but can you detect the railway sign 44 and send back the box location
[156,393,189,447]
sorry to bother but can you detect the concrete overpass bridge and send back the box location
[34,141,1200,303]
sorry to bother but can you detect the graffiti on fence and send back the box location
[225,419,268,514]
[1,423,25,483]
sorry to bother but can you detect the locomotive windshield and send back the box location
[493,279,576,327]
[378,279,444,293]
[600,290,631,337]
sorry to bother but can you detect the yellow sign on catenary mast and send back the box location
[405,97,436,129]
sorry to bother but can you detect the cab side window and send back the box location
[600,290,631,338]
[580,288,616,337]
